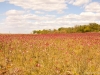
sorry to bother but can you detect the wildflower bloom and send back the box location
[45,42,49,46]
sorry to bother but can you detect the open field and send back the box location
[0,33,100,75]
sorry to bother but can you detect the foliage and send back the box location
[33,23,100,34]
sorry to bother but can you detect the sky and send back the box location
[0,0,100,34]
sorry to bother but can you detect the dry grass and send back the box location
[0,33,100,75]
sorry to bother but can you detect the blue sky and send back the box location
[0,0,100,33]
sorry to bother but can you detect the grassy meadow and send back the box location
[0,33,100,75]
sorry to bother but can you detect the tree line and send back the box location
[33,23,100,34]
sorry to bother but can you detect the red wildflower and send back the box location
[45,42,49,46]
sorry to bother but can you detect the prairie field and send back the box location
[0,33,100,75]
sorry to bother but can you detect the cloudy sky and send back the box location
[0,0,100,33]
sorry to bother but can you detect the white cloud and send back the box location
[5,10,28,28]
[80,12,96,21]
[8,0,67,12]
[1,0,100,34]
[85,2,100,12]
[23,14,56,21]
[61,14,81,20]
[6,10,24,15]
[73,0,91,6]
[35,11,45,14]
[3,10,57,33]
[0,0,5,2]
[66,0,91,6]
[1,9,100,33]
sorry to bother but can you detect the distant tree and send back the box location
[32,23,100,34]
[84,26,90,32]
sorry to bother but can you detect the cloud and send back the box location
[5,10,28,28]
[1,9,100,33]
[0,0,5,2]
[73,0,91,6]
[85,2,100,12]
[1,0,100,34]
[8,0,67,12]
[35,11,45,14]
[6,10,24,15]
[67,0,91,6]
[80,12,95,20]
[3,10,57,33]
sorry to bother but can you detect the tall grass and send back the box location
[0,33,100,75]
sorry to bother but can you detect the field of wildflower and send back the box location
[0,33,100,75]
